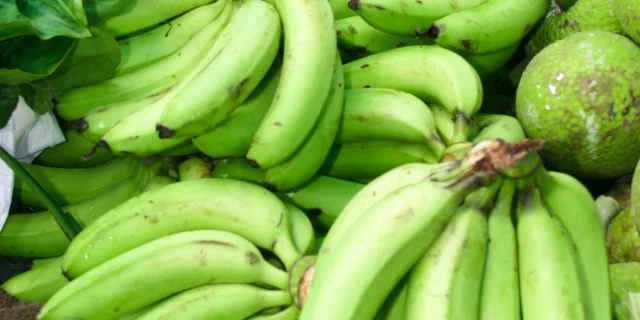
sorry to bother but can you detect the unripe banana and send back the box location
[157,140,199,156]
[192,63,281,159]
[141,175,177,192]
[40,230,290,320]
[336,16,422,56]
[2,256,68,303]
[35,126,115,168]
[177,157,211,181]
[156,0,282,138]
[211,157,266,184]
[459,42,520,78]
[13,156,141,208]
[135,284,292,320]
[286,202,316,256]
[246,0,337,169]
[115,1,227,74]
[471,113,527,143]
[247,305,301,320]
[62,179,300,278]
[330,0,356,19]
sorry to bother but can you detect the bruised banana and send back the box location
[246,0,337,169]
[192,62,281,159]
[263,52,344,192]
[40,230,289,320]
[156,0,282,138]
[337,87,445,157]
[56,1,232,121]
[61,178,300,278]
[319,141,439,182]
[136,284,291,320]
[13,156,141,208]
[115,1,227,75]
[0,166,151,258]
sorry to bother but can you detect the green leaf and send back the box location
[0,35,77,86]
[45,26,121,95]
[0,84,19,129]
[18,80,55,115]
[84,0,130,23]
[0,0,91,41]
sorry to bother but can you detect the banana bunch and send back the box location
[19,177,317,319]
[292,139,611,320]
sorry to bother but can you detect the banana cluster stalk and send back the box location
[289,138,611,320]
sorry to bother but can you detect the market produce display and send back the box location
[1,0,640,319]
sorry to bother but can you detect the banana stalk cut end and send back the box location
[288,255,317,309]
[464,138,545,178]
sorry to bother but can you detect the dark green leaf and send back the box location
[0,85,19,129]
[18,80,55,115]
[45,27,121,95]
[0,35,76,86]
[84,0,130,23]
[0,0,91,41]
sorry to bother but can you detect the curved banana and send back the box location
[343,45,483,122]
[471,113,527,143]
[431,104,458,146]
[263,53,344,192]
[156,0,282,138]
[319,141,439,181]
[426,0,548,54]
[157,140,199,156]
[97,3,235,156]
[40,230,290,320]
[348,0,488,37]
[337,87,445,157]
[246,0,336,169]
[459,42,519,78]
[247,305,301,320]
[136,284,292,320]
[56,2,233,121]
[61,178,300,278]
[2,256,68,303]
[115,1,227,75]
[0,167,151,258]
[536,170,611,320]
[479,181,520,320]
[405,186,495,320]
[89,0,214,38]
[177,157,212,181]
[286,202,316,256]
[299,172,487,320]
[35,126,115,168]
[330,0,356,20]
[211,157,267,184]
[516,187,586,320]
[282,175,364,230]
[13,156,141,208]
[192,63,281,159]
[336,16,422,56]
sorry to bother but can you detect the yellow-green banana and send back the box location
[177,157,211,181]
[286,202,315,256]
[336,16,422,56]
[2,256,68,303]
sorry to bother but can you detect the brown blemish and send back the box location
[246,251,261,265]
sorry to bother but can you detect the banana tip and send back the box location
[263,182,277,192]
[426,24,440,39]
[156,124,175,139]
[81,141,108,161]
[69,118,89,133]
[465,138,545,174]
[246,158,261,169]
[347,0,360,10]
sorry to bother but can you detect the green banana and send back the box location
[177,157,211,181]
[56,2,233,121]
[40,230,290,320]
[62,178,301,278]
[282,175,364,230]
[405,185,496,320]
[471,113,527,143]
[2,256,68,303]
[536,170,611,320]
[156,0,282,138]
[348,0,489,37]
[516,187,586,320]
[35,126,115,168]
[375,274,409,320]
[247,305,301,320]
[13,156,141,208]
[192,63,281,159]
[89,0,215,38]
[459,42,520,78]
[319,141,439,182]
[337,87,445,157]
[343,45,483,122]
[211,157,267,184]
[479,181,520,320]
[336,16,422,56]
[330,0,356,20]
[430,104,459,146]
[286,202,316,256]
[0,167,151,258]
[426,0,548,54]
[246,0,337,169]
[115,1,227,75]
[136,284,292,320]
[263,52,344,192]
[141,175,177,192]
[157,140,199,156]
[97,3,235,156]
[31,257,60,269]
[299,170,489,320]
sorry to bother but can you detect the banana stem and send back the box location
[0,146,81,240]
